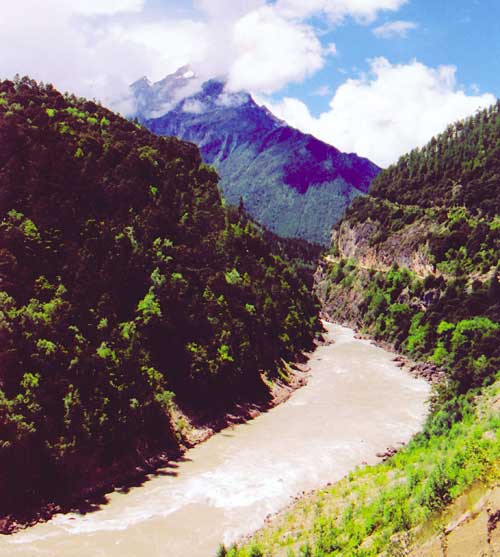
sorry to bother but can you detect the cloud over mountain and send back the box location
[227,6,324,93]
[0,0,494,168]
[260,58,495,167]
[0,0,410,106]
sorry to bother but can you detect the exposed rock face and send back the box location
[409,486,500,557]
[331,216,438,277]
[130,71,380,245]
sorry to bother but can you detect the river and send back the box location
[0,323,430,557]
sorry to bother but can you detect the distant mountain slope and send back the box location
[132,71,380,245]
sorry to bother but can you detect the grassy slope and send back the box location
[221,379,500,557]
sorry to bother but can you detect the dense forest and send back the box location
[0,77,322,521]
[228,103,500,556]
[320,101,500,398]
[371,101,500,215]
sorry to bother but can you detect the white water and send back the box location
[0,323,430,557]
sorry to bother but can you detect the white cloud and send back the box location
[1,0,411,109]
[195,0,265,20]
[257,95,314,129]
[216,91,250,107]
[261,58,495,167]
[115,20,210,81]
[324,42,338,56]
[276,0,407,24]
[182,99,207,114]
[71,0,145,15]
[0,1,172,109]
[313,85,333,96]
[373,20,417,38]
[227,6,324,93]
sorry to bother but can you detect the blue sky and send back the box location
[0,0,498,165]
[290,0,500,116]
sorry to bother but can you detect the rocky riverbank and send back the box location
[320,310,446,385]
[0,347,320,536]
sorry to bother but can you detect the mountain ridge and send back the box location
[132,70,380,245]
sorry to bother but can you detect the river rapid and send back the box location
[0,323,430,557]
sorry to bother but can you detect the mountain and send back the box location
[130,65,197,118]
[319,102,500,392]
[0,76,321,522]
[230,101,500,557]
[131,70,380,245]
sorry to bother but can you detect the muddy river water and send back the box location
[0,323,430,557]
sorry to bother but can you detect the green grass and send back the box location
[220,380,500,557]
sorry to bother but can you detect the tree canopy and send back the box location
[371,101,500,215]
[0,76,322,517]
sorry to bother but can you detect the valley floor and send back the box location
[0,324,429,557]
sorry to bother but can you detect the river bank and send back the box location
[319,310,446,385]
[0,337,322,536]
[0,323,430,557]
[228,378,500,557]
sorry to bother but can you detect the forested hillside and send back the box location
[228,103,500,556]
[0,77,322,522]
[319,102,500,397]
[371,101,500,214]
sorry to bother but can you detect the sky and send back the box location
[1,0,499,166]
